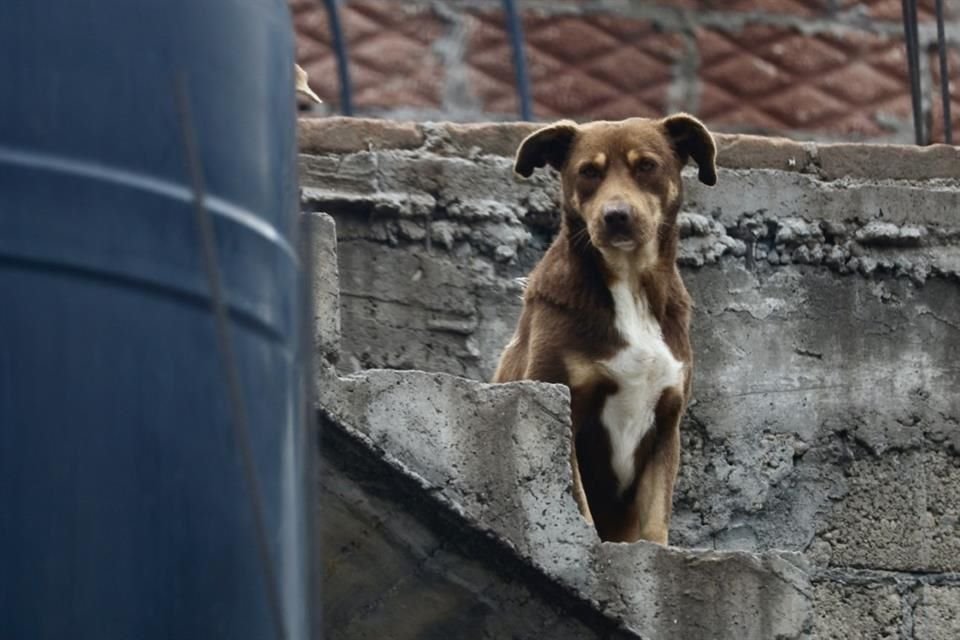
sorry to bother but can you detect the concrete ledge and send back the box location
[817,143,960,181]
[299,117,424,154]
[298,117,960,181]
[318,369,813,640]
[299,144,960,284]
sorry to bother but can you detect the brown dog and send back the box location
[493,115,716,544]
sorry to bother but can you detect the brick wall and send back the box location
[291,0,959,143]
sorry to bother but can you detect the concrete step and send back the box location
[308,210,811,639]
[319,367,812,640]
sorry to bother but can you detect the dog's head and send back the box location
[514,115,716,266]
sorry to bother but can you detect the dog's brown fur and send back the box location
[493,115,716,544]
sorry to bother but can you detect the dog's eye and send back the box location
[636,158,658,173]
[578,164,602,180]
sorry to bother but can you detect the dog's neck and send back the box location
[575,216,674,313]
[529,217,676,323]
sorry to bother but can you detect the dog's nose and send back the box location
[602,203,631,229]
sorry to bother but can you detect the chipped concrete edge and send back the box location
[298,116,960,182]
[316,367,813,639]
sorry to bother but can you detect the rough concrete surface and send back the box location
[303,212,340,365]
[316,432,603,640]
[320,369,812,640]
[914,585,960,640]
[813,581,902,640]
[305,118,960,638]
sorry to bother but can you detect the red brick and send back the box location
[835,0,949,22]
[697,26,913,136]
[762,86,849,129]
[929,46,960,144]
[700,89,789,131]
[704,55,792,96]
[757,33,848,76]
[647,0,828,13]
[464,10,683,120]
[291,0,443,110]
[819,62,904,107]
[650,0,700,8]
[695,0,827,15]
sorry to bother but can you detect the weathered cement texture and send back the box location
[914,585,960,640]
[311,209,812,637]
[308,209,614,638]
[316,431,604,640]
[813,581,902,640]
[319,370,812,639]
[303,117,960,637]
[303,212,340,365]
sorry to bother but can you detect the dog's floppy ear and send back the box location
[514,120,578,178]
[662,113,717,186]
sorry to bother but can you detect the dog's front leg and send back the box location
[633,388,684,545]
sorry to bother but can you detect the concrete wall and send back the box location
[310,211,813,640]
[291,0,960,143]
[304,117,960,638]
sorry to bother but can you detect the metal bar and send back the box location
[324,0,354,116]
[503,0,533,121]
[935,0,953,144]
[902,0,925,144]
[175,76,289,640]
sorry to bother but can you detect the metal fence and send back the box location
[318,0,953,145]
[903,0,953,144]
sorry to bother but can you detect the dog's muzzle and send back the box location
[601,201,637,250]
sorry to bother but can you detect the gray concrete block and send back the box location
[819,452,960,573]
[338,241,478,317]
[670,267,960,557]
[914,586,960,640]
[817,143,960,182]
[813,581,901,640]
[334,240,520,378]
[299,152,378,193]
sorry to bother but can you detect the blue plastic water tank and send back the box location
[0,2,307,638]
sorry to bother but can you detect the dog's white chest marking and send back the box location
[601,281,683,493]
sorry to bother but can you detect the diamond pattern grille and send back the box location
[930,46,960,142]
[290,0,443,109]
[465,11,684,119]
[289,0,949,140]
[698,26,913,135]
